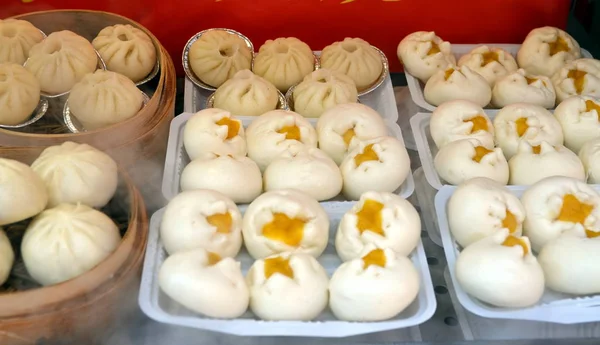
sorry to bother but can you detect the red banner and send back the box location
[1,0,571,75]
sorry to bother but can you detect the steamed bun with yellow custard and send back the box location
[579,138,600,183]
[213,69,279,116]
[521,176,600,252]
[492,69,556,108]
[448,178,525,248]
[242,189,329,259]
[455,230,545,308]
[397,31,455,82]
[429,100,494,148]
[517,26,581,77]
[329,246,420,321]
[246,252,328,320]
[424,65,492,107]
[552,59,600,103]
[457,46,518,86]
[554,95,600,153]
[0,158,48,226]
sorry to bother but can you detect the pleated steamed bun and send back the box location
[554,95,600,153]
[0,229,14,286]
[552,58,600,103]
[31,142,118,209]
[0,19,44,65]
[320,38,383,91]
[92,24,157,83]
[429,100,494,149]
[0,158,48,226]
[68,70,144,130]
[183,108,246,160]
[252,37,315,92]
[424,65,492,107]
[22,203,121,286]
[396,31,455,82]
[579,138,600,183]
[213,69,279,116]
[492,69,556,108]
[25,30,98,95]
[0,63,41,126]
[292,68,358,118]
[188,29,253,88]
[517,26,581,77]
[457,46,518,86]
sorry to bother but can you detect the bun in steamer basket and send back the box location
[0,158,48,226]
[0,63,41,126]
[0,229,14,286]
[0,19,44,65]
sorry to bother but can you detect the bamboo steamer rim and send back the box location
[0,168,144,319]
[5,10,168,139]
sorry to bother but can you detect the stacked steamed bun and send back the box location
[0,142,122,287]
[398,27,599,109]
[428,99,600,186]
[159,187,421,321]
[448,176,600,308]
[181,103,410,202]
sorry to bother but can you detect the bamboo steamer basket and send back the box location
[0,148,148,345]
[3,10,176,211]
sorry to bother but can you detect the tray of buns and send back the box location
[435,177,600,323]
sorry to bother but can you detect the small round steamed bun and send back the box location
[340,136,411,200]
[424,65,492,107]
[160,189,242,257]
[429,100,494,148]
[455,230,544,308]
[434,138,509,185]
[448,178,525,248]
[292,68,358,118]
[579,138,600,183]
[538,228,600,295]
[159,248,248,318]
[521,176,600,252]
[242,189,329,259]
[188,29,252,88]
[555,96,600,153]
[517,26,581,77]
[31,142,118,208]
[492,69,556,108]
[183,108,246,160]
[253,37,315,92]
[329,246,420,321]
[246,110,317,170]
[246,252,328,320]
[0,158,48,226]
[457,46,518,86]
[25,30,97,95]
[396,31,456,82]
[92,24,157,83]
[68,70,144,130]
[335,192,421,261]
[180,155,262,204]
[0,19,44,65]
[0,63,40,125]
[0,229,14,286]
[552,59,600,103]
[264,147,342,201]
[320,38,383,91]
[22,204,120,286]
[316,103,388,165]
[509,141,585,185]
[213,69,279,116]
[493,103,564,159]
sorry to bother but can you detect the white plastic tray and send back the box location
[139,204,436,337]
[435,184,600,323]
[413,167,441,246]
[162,112,415,202]
[405,44,593,112]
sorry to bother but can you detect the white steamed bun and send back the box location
[552,58,600,103]
[252,37,315,92]
[0,229,14,286]
[429,100,494,148]
[213,69,279,116]
[22,203,120,286]
[246,252,328,320]
[424,65,492,107]
[579,137,600,183]
[457,46,518,86]
[92,24,157,83]
[0,158,48,226]
[335,192,421,261]
[31,142,118,208]
[517,26,581,77]
[396,31,455,82]
[25,30,98,95]
[492,69,556,108]
[292,68,358,118]
[0,63,40,125]
[0,19,44,65]
[554,95,600,152]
